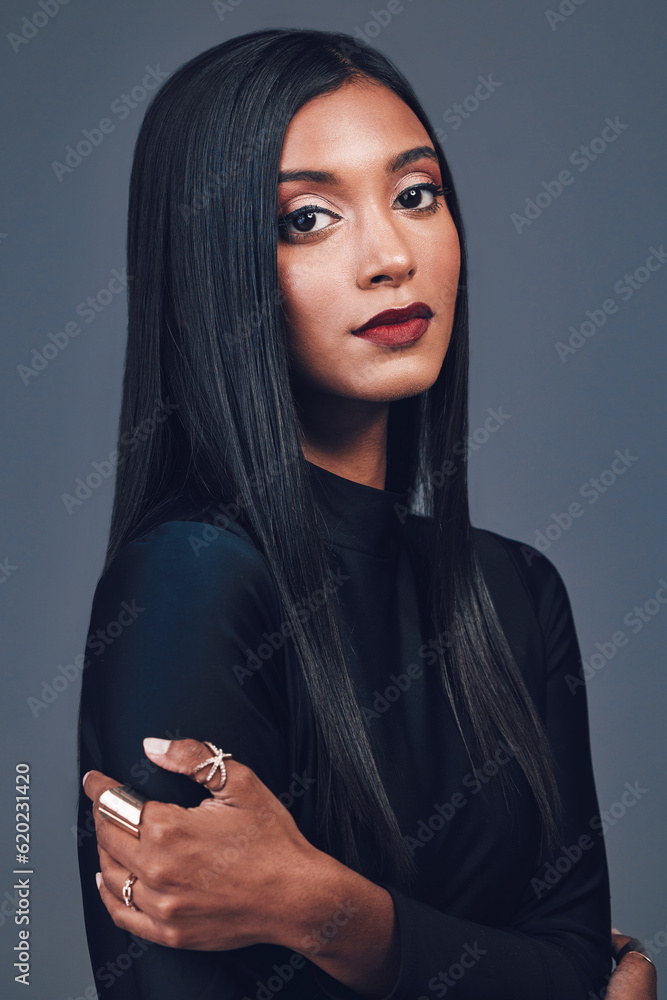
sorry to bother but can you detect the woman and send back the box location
[76,27,656,1000]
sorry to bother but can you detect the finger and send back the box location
[611,933,631,953]
[97,872,177,949]
[82,769,126,803]
[97,846,162,918]
[142,736,236,796]
[94,797,182,875]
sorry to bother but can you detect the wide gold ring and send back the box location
[98,784,147,838]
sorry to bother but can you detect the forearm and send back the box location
[267,843,613,1000]
[272,847,401,998]
[606,953,657,1000]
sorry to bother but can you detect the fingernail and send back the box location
[96,872,102,889]
[144,737,171,755]
[82,771,91,786]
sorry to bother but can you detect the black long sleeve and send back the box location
[313,531,612,1000]
[77,519,315,998]
[77,462,612,999]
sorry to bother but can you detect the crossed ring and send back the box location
[96,742,233,839]
[190,741,233,790]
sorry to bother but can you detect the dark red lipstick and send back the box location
[352,301,433,346]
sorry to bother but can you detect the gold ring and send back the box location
[619,950,655,968]
[191,741,233,790]
[123,873,139,910]
[98,784,147,838]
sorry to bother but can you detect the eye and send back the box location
[277,181,448,243]
[394,182,446,214]
[277,205,341,242]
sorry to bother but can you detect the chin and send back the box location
[381,358,446,400]
[345,369,443,403]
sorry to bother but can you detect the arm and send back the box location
[607,931,658,1000]
[78,518,401,997]
[76,519,297,998]
[288,540,613,1000]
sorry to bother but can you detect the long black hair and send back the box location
[105,27,561,884]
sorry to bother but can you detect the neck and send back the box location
[293,384,390,490]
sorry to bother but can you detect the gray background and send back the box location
[1,0,665,996]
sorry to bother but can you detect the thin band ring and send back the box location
[123,873,139,911]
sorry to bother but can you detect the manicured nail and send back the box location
[96,872,102,890]
[144,737,171,755]
[82,771,91,786]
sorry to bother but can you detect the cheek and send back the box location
[426,225,461,310]
[278,258,348,362]
[427,216,461,276]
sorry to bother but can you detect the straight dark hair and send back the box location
[103,27,561,884]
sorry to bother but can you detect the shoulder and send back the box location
[94,518,281,624]
[472,526,578,665]
[472,526,567,605]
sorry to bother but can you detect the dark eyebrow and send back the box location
[278,145,439,184]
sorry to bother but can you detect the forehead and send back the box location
[279,78,430,172]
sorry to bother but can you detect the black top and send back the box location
[76,459,612,999]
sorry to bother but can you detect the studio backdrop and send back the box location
[1,1,665,997]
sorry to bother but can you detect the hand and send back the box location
[82,737,320,951]
[606,927,657,1000]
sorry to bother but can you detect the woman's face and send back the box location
[277,76,461,405]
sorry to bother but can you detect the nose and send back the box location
[355,208,416,288]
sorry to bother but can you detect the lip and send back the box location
[352,301,433,346]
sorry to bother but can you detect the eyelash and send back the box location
[277,182,447,242]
